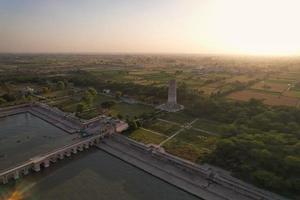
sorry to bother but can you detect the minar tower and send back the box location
[157,80,184,112]
[168,80,177,104]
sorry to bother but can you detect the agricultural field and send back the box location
[227,89,300,107]
[225,74,260,83]
[250,80,289,93]
[282,90,300,98]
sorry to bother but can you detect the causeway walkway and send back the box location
[98,135,288,200]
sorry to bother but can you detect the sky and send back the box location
[0,0,300,55]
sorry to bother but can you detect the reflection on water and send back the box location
[0,149,201,200]
[0,113,76,170]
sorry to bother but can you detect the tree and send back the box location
[2,93,16,102]
[82,91,94,106]
[117,114,123,119]
[87,87,97,96]
[76,102,86,113]
[41,87,51,94]
[101,101,115,109]
[56,81,65,90]
[252,170,283,190]
[115,91,122,99]
[285,156,300,173]
[0,97,6,105]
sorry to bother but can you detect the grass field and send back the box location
[159,111,195,124]
[163,129,217,162]
[77,109,99,119]
[143,120,181,136]
[110,102,156,119]
[128,128,167,144]
[192,118,225,135]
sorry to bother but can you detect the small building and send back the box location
[115,120,129,133]
[103,89,111,94]
[22,86,34,95]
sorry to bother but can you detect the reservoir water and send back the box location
[0,149,200,200]
[0,113,200,200]
[0,113,76,170]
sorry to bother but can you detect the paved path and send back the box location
[159,128,184,146]
[192,127,218,136]
[140,128,166,137]
[157,118,182,126]
[98,138,255,200]
[159,118,199,147]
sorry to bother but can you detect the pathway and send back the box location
[140,128,166,137]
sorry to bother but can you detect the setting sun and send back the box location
[203,0,300,55]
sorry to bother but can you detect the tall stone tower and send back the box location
[168,80,177,104]
[157,79,184,112]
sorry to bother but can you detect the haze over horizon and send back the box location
[1,0,299,56]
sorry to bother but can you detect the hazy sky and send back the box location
[1,0,300,55]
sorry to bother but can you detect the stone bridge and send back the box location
[0,133,106,184]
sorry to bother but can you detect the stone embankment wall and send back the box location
[111,134,289,200]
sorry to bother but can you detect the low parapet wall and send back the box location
[0,133,106,184]
[111,134,288,200]
[0,103,82,133]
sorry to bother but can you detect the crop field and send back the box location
[227,90,300,107]
[272,72,300,80]
[225,75,260,83]
[282,90,300,98]
[251,81,289,93]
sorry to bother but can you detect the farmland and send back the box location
[0,54,300,198]
[227,90,300,107]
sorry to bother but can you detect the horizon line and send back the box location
[0,51,299,58]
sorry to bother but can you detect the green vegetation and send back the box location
[204,133,299,197]
[143,120,181,136]
[110,103,155,120]
[192,118,226,135]
[127,129,167,144]
[1,54,299,198]
[164,130,217,162]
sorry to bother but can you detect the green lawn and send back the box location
[51,99,79,113]
[163,129,217,162]
[43,90,70,98]
[159,111,195,124]
[143,120,181,136]
[92,94,117,107]
[128,128,167,145]
[192,118,225,135]
[77,109,99,119]
[110,102,155,119]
